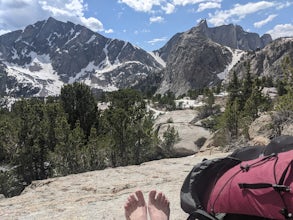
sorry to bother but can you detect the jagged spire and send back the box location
[198,19,208,27]
[197,19,208,33]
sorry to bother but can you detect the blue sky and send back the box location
[0,0,293,51]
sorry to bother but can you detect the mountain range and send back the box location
[0,17,163,97]
[0,17,292,98]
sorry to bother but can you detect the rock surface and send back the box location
[231,37,293,80]
[198,19,272,51]
[248,111,293,140]
[156,25,232,96]
[0,153,229,220]
[154,109,211,155]
[155,20,273,96]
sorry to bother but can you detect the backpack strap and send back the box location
[238,157,293,219]
[239,183,290,192]
[278,160,293,185]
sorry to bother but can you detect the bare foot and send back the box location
[124,190,148,220]
[148,190,170,220]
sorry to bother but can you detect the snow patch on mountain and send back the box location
[148,51,166,68]
[65,31,81,46]
[5,52,63,96]
[217,47,245,80]
[86,35,96,44]
[99,61,145,75]
[68,61,96,84]
[11,48,19,60]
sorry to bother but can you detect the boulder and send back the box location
[155,109,212,156]
[249,113,274,140]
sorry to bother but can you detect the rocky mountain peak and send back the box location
[197,21,272,51]
[197,19,208,32]
[261,34,273,46]
[155,20,274,96]
[0,17,164,97]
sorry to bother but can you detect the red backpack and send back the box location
[207,150,293,220]
[181,136,293,220]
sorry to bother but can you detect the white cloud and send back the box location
[39,0,103,31]
[0,0,41,30]
[80,17,103,32]
[172,0,207,6]
[147,37,167,45]
[118,0,164,13]
[267,24,293,39]
[162,3,175,14]
[104,29,114,34]
[118,0,221,14]
[208,1,276,26]
[132,29,151,35]
[0,0,103,34]
[276,1,293,10]
[254,14,277,28]
[150,16,164,23]
[0,0,31,8]
[197,2,221,12]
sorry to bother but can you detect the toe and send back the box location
[135,190,146,206]
[149,190,157,203]
[156,192,163,202]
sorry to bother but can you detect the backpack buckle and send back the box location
[272,184,291,192]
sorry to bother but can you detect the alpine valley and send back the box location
[0,17,292,98]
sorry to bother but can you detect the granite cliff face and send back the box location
[0,17,163,97]
[155,20,273,96]
[156,27,232,96]
[198,19,272,51]
[230,37,293,79]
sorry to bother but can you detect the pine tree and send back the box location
[0,114,18,162]
[241,62,253,108]
[276,56,293,112]
[227,71,240,103]
[52,114,71,175]
[60,82,97,137]
[276,79,287,96]
[67,122,85,173]
[162,125,179,154]
[16,100,50,183]
[82,127,108,170]
[223,98,240,138]
[103,107,129,166]
[45,102,62,151]
[276,88,293,113]
[243,79,264,120]
[129,111,157,164]
[102,89,157,166]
